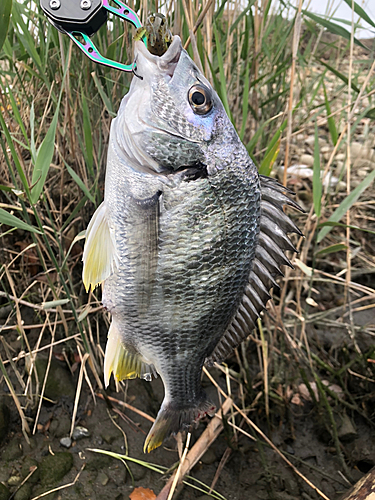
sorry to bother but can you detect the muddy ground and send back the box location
[1,292,375,500]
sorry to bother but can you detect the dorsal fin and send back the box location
[206,175,304,365]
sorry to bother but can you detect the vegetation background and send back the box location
[0,0,375,499]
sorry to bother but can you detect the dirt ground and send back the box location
[1,285,375,500]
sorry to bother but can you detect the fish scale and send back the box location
[82,35,303,452]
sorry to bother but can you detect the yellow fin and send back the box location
[82,202,118,292]
[143,399,216,453]
[104,321,156,387]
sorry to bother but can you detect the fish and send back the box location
[82,35,303,452]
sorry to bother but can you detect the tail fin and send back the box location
[144,398,216,453]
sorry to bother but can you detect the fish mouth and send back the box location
[135,35,182,78]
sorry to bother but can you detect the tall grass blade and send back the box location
[213,23,232,121]
[342,0,375,29]
[81,93,94,178]
[302,10,369,50]
[315,243,348,256]
[259,139,280,176]
[0,208,42,234]
[91,72,116,117]
[0,0,12,55]
[317,221,375,236]
[319,59,360,93]
[0,113,31,196]
[323,83,338,146]
[30,97,62,204]
[313,123,322,218]
[317,168,375,243]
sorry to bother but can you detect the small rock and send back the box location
[39,452,73,486]
[351,141,366,159]
[338,414,357,442]
[321,146,331,154]
[31,358,75,401]
[7,476,21,487]
[0,403,10,444]
[336,153,346,161]
[305,136,326,147]
[97,472,109,486]
[299,154,314,166]
[60,437,72,448]
[101,428,121,445]
[14,484,32,500]
[354,158,374,170]
[49,415,71,438]
[72,426,90,441]
[0,483,10,500]
[201,448,216,465]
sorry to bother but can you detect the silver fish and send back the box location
[82,36,303,452]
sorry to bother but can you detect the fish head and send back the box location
[115,36,231,174]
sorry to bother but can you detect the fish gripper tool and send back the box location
[40,0,146,72]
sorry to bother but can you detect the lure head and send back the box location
[114,36,233,175]
[134,13,173,56]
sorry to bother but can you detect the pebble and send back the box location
[97,471,109,486]
[60,437,72,448]
[49,415,71,438]
[354,158,374,170]
[338,414,357,442]
[351,141,365,158]
[299,154,314,166]
[305,136,327,147]
[336,153,346,161]
[8,476,21,487]
[30,357,75,401]
[201,448,217,465]
[72,426,90,440]
[321,146,331,154]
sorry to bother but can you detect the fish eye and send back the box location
[188,84,213,115]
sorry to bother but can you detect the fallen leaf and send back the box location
[129,487,156,500]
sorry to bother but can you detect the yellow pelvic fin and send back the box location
[82,202,118,292]
[104,321,155,387]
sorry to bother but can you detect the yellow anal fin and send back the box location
[82,202,118,292]
[104,321,156,387]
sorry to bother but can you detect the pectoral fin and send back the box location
[131,191,161,310]
[82,202,118,292]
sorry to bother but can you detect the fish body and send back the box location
[83,36,302,452]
